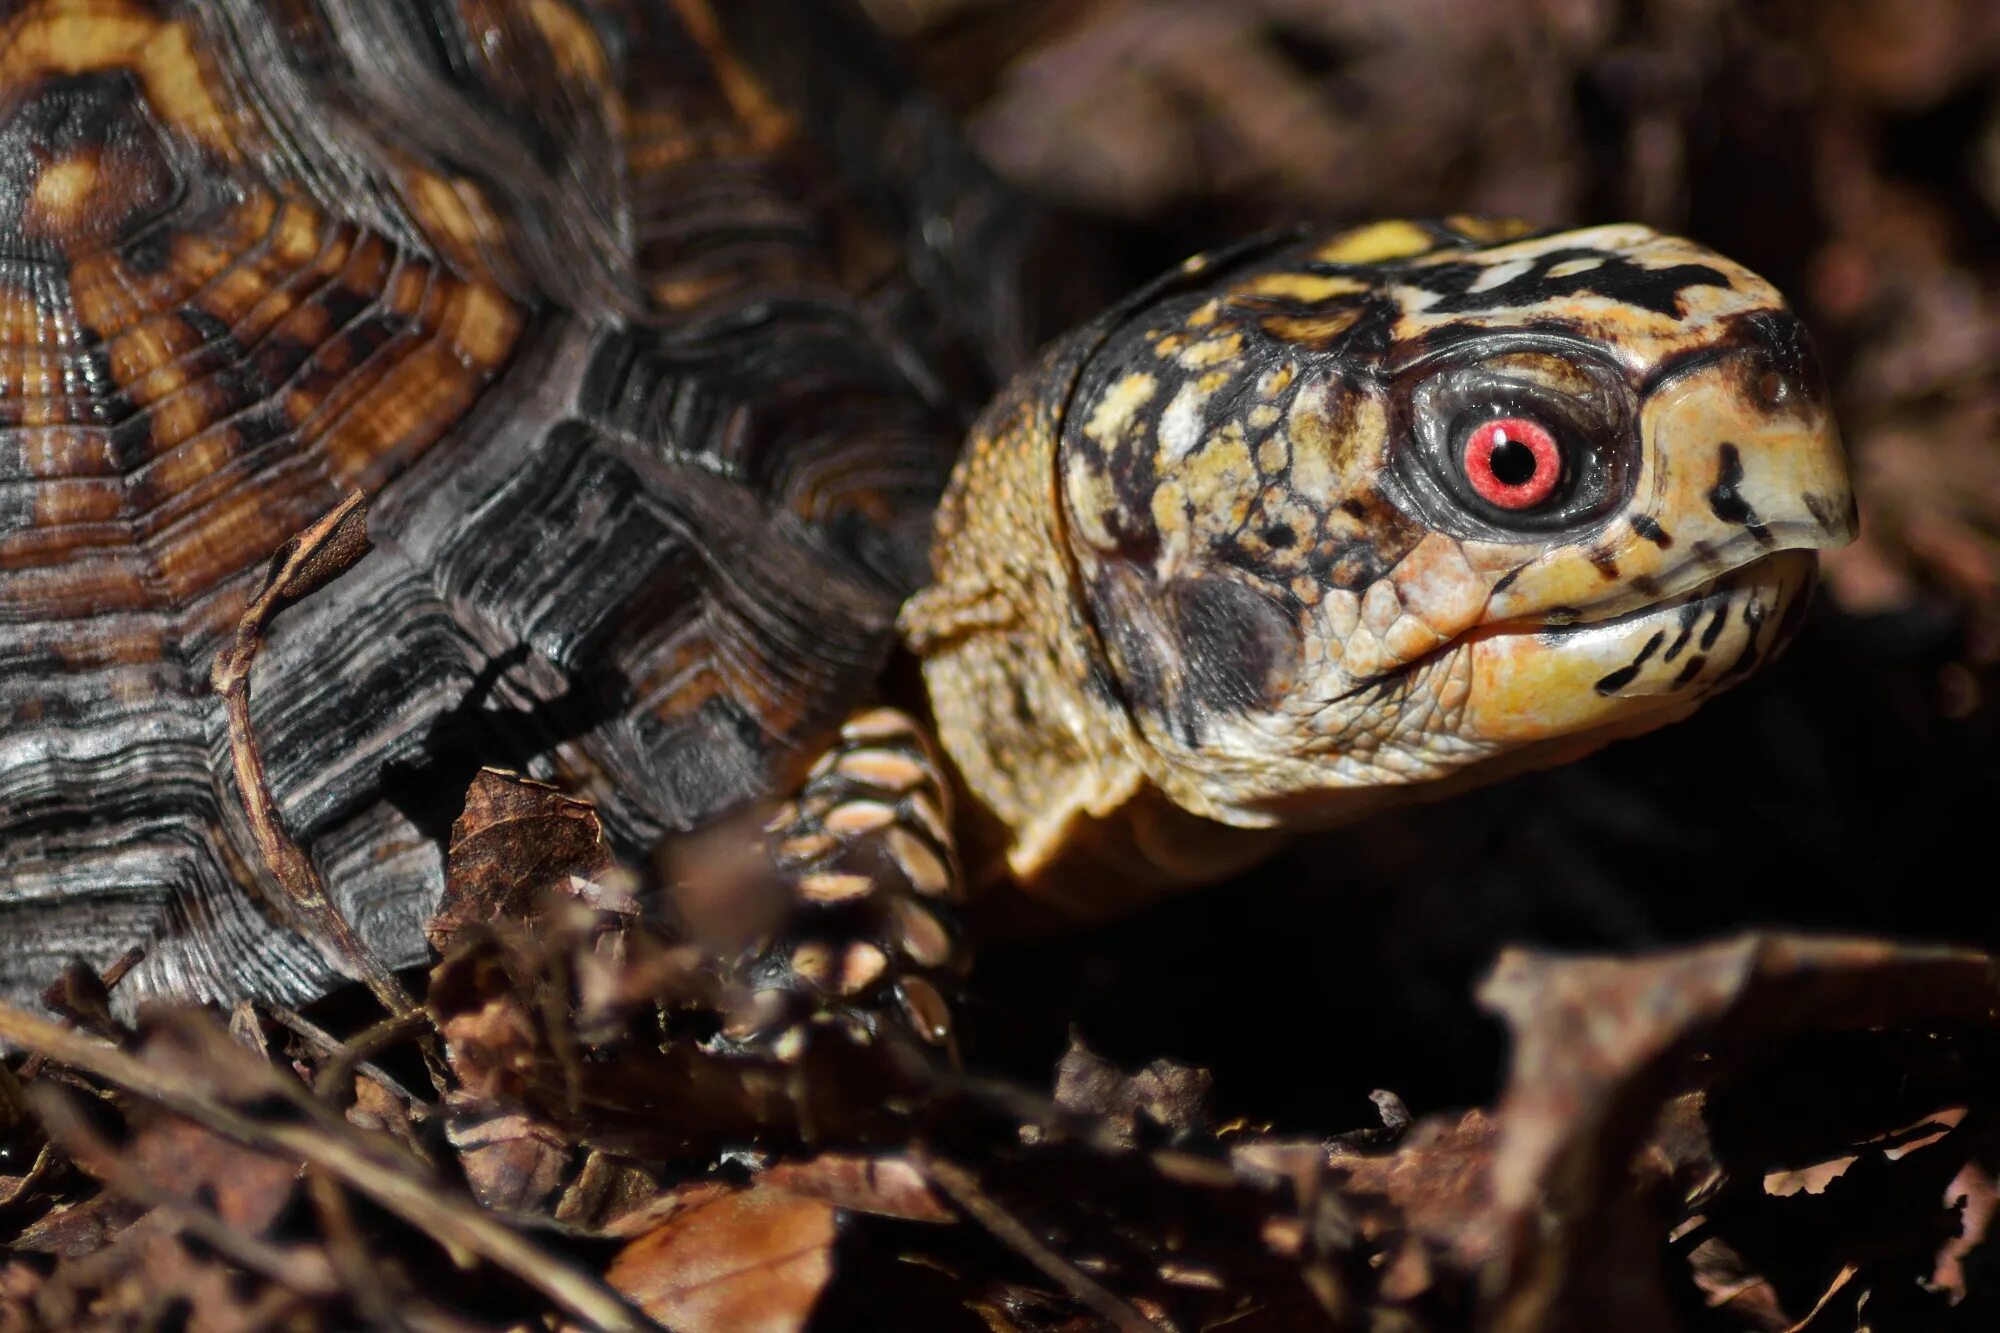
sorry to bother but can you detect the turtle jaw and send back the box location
[1454,547,1820,747]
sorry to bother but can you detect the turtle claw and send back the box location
[712,709,968,1063]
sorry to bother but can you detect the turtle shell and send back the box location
[0,0,1033,1006]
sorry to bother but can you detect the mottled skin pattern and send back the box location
[906,218,1854,921]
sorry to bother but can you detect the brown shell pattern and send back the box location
[0,0,1027,1007]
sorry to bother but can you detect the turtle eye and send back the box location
[1461,416,1562,510]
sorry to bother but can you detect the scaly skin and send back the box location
[904,218,1855,920]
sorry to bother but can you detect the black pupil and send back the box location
[1488,434,1539,487]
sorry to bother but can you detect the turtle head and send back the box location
[904,220,1854,893]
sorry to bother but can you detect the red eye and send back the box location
[1462,417,1562,510]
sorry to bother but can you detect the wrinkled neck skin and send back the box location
[901,221,1855,924]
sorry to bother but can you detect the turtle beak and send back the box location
[1462,352,1854,746]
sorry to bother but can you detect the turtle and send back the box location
[0,0,1854,1052]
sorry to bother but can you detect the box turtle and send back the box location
[0,0,1854,1051]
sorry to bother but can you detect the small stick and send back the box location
[210,492,416,1023]
[27,1082,341,1299]
[914,1149,1162,1333]
[0,1004,658,1333]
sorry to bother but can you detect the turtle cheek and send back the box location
[1088,561,1304,742]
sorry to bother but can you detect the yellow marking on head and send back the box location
[1236,271,1368,304]
[1312,221,1436,266]
[1442,215,1539,245]
[1082,372,1157,446]
[1179,333,1244,369]
[1258,310,1364,345]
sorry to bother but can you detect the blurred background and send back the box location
[856,0,2000,1126]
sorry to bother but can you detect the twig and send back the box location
[210,493,411,1020]
[208,493,449,1093]
[308,1166,414,1332]
[311,1009,433,1104]
[26,1081,341,1299]
[914,1149,1162,1333]
[0,1003,659,1333]
[263,1001,428,1112]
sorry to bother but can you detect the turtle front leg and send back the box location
[703,708,967,1063]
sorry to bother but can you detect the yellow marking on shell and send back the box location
[453,285,522,367]
[30,156,97,226]
[799,871,875,905]
[136,20,238,160]
[1083,372,1157,446]
[1257,363,1296,398]
[1248,404,1280,432]
[1313,220,1436,265]
[1184,300,1221,328]
[1236,271,1368,303]
[0,5,153,82]
[668,0,795,154]
[886,827,951,898]
[1255,436,1287,474]
[404,170,505,278]
[525,0,609,84]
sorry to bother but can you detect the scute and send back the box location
[0,0,1023,1008]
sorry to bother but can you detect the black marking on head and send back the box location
[1672,654,1707,687]
[1629,574,1663,598]
[1491,564,1525,595]
[1629,513,1673,548]
[1801,491,1846,537]
[1662,601,1701,662]
[1717,599,1769,681]
[1698,604,1729,651]
[1339,498,1368,520]
[1261,523,1297,549]
[1391,248,1733,319]
[1588,549,1620,580]
[1691,540,1723,567]
[1173,577,1302,715]
[1592,629,1666,695]
[1707,444,1773,545]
